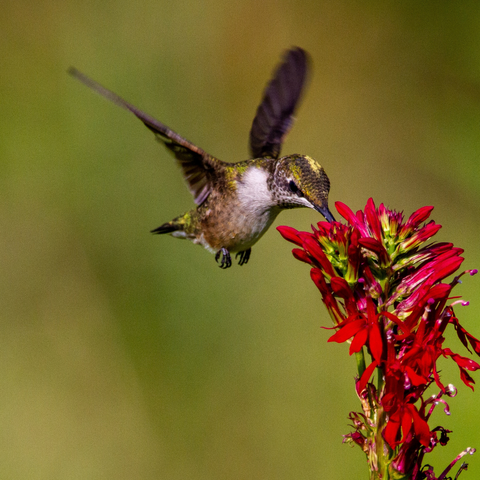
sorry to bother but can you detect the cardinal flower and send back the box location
[278,199,479,479]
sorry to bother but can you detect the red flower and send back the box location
[278,199,479,479]
[328,298,383,363]
[383,402,431,448]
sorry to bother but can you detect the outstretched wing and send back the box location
[249,47,310,160]
[68,67,220,205]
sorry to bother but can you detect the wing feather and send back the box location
[68,67,220,205]
[249,47,310,159]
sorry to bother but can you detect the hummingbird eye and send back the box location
[288,180,304,197]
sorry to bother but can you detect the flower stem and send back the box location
[376,366,384,394]
[356,348,366,377]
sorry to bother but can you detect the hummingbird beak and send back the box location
[314,204,336,223]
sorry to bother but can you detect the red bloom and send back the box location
[328,298,383,363]
[278,199,479,479]
[383,402,431,448]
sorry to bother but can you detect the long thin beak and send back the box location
[314,204,336,223]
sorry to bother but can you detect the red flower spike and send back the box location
[278,199,479,479]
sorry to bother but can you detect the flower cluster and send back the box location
[278,199,479,479]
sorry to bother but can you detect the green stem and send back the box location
[377,365,384,394]
[356,348,366,377]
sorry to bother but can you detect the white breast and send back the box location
[237,167,275,213]
[235,166,279,249]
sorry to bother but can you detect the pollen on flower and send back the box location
[278,198,480,480]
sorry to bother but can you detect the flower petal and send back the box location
[350,327,368,355]
[335,201,357,225]
[356,360,378,394]
[330,277,353,299]
[328,319,365,343]
[365,198,383,240]
[292,248,312,264]
[368,322,383,363]
[277,225,302,246]
[404,206,434,230]
[301,234,336,277]
[409,405,431,447]
[383,411,401,447]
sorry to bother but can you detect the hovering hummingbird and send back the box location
[69,47,334,268]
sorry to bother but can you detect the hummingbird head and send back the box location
[272,154,335,222]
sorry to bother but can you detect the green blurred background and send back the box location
[2,1,480,478]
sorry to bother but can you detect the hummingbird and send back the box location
[69,47,335,268]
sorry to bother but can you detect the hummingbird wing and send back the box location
[249,47,310,160]
[68,67,220,205]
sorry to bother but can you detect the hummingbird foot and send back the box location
[215,248,232,269]
[236,248,251,266]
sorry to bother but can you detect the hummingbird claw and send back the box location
[236,248,251,266]
[215,248,232,269]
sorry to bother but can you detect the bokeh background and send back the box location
[2,1,480,479]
